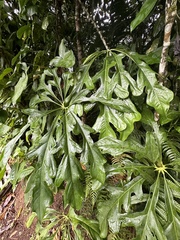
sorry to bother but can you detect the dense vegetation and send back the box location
[0,0,180,239]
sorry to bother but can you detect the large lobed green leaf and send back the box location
[3,41,177,240]
[55,111,84,209]
[32,170,53,222]
[114,50,174,124]
[122,175,166,240]
[26,116,59,221]
[97,176,144,238]
[86,53,142,140]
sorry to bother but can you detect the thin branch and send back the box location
[75,0,83,65]
[77,0,109,51]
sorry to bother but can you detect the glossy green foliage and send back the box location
[0,0,180,238]
[97,113,180,239]
[34,207,102,240]
[0,39,179,239]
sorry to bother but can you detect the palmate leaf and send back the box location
[89,55,116,99]
[112,53,143,97]
[87,49,173,125]
[97,176,144,238]
[29,51,94,212]
[139,176,165,240]
[122,173,180,240]
[114,49,174,124]
[123,175,166,240]
[90,97,141,140]
[97,131,162,165]
[92,105,124,139]
[37,72,62,105]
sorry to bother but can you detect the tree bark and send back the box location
[158,0,177,85]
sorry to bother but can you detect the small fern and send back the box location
[108,226,136,240]
[162,140,180,162]
[111,154,132,164]
[85,170,98,207]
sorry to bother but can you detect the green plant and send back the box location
[1,39,180,239]
[97,110,180,239]
[32,207,101,240]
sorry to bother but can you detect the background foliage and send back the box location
[0,0,180,239]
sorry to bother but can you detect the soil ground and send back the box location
[0,182,135,240]
[0,181,64,240]
[0,181,37,240]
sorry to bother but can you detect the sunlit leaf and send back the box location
[42,16,49,30]
[0,123,11,136]
[27,6,37,17]
[50,51,75,68]
[130,0,158,31]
